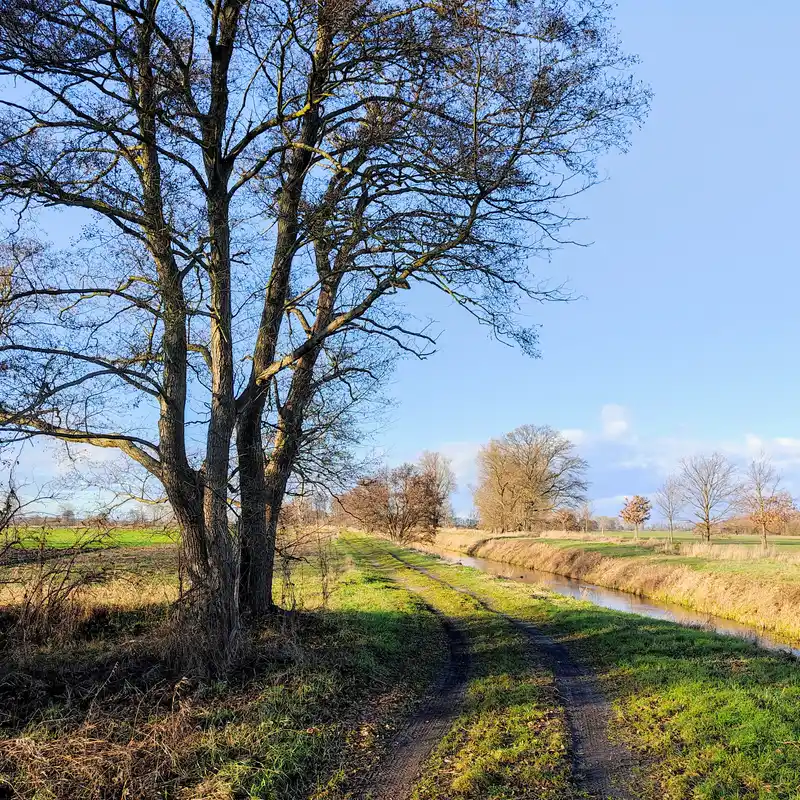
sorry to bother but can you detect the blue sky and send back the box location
[11,2,800,519]
[376,1,800,515]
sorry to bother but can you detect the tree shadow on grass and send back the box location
[0,601,445,800]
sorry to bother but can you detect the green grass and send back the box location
[342,535,573,800]
[13,526,177,548]
[384,540,800,800]
[0,543,444,800]
[7,532,800,798]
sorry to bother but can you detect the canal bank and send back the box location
[415,532,800,648]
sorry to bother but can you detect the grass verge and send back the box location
[0,544,443,799]
[341,534,573,800]
[386,539,800,800]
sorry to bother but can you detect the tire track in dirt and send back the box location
[385,548,637,800]
[350,557,470,800]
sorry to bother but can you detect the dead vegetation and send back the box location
[0,537,419,800]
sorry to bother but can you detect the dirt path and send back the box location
[351,563,470,800]
[386,549,637,800]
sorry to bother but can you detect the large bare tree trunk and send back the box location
[237,407,272,617]
[238,263,337,614]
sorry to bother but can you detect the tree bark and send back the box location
[134,13,240,669]
[237,409,272,617]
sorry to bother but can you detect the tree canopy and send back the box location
[0,0,646,670]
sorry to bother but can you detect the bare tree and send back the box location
[418,452,457,532]
[0,0,647,670]
[653,476,684,544]
[338,462,440,543]
[619,495,651,541]
[579,501,594,533]
[473,439,519,533]
[553,507,578,533]
[678,454,737,542]
[474,425,588,531]
[595,515,618,534]
[741,455,796,548]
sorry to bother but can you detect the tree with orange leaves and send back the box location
[742,456,796,548]
[620,495,652,541]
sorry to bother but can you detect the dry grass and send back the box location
[425,532,800,642]
[0,539,444,800]
[434,528,800,566]
[479,538,800,640]
[651,540,800,565]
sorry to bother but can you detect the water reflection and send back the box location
[427,547,800,659]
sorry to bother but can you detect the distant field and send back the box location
[591,529,800,548]
[12,526,177,548]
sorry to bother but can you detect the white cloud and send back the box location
[436,441,481,486]
[744,434,763,454]
[600,404,630,440]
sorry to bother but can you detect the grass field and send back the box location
[10,526,177,548]
[3,533,800,798]
[0,541,445,799]
[560,529,800,548]
[379,539,800,800]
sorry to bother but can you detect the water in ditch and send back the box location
[427,546,800,659]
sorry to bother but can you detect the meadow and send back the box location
[12,526,177,549]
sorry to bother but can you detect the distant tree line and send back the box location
[467,426,798,547]
[630,452,797,546]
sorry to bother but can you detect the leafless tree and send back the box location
[0,0,647,670]
[0,481,21,560]
[474,425,588,531]
[678,453,737,542]
[741,455,796,548]
[553,507,578,533]
[595,515,618,534]
[418,451,457,532]
[337,462,443,543]
[653,476,684,544]
[579,501,594,533]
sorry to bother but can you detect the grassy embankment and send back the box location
[429,530,800,642]
[381,538,800,800]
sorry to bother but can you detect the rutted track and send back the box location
[350,559,470,800]
[384,547,637,800]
